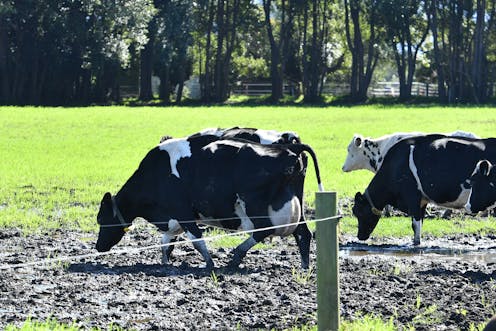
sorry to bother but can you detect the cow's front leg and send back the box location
[411,218,422,245]
[411,206,427,246]
[160,219,183,265]
[161,234,176,265]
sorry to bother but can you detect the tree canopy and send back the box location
[1,0,495,105]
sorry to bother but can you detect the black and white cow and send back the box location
[96,134,323,269]
[193,127,301,145]
[465,160,496,214]
[342,131,479,173]
[352,134,496,245]
[160,127,317,268]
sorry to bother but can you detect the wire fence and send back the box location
[0,215,341,271]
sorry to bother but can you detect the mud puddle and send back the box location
[341,243,496,264]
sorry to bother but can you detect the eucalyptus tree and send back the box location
[262,0,295,101]
[343,0,383,102]
[139,0,193,103]
[378,0,430,101]
[0,0,154,105]
[428,0,496,103]
[301,0,344,102]
[193,0,255,102]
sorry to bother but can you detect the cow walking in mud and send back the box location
[353,134,496,245]
[342,131,478,173]
[160,127,316,268]
[96,133,322,269]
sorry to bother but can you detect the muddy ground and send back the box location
[1,220,496,330]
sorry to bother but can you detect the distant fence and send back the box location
[232,81,440,98]
[369,82,439,97]
[123,80,494,99]
[232,83,299,96]
[231,81,441,97]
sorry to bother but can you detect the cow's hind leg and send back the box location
[293,222,311,269]
[229,235,258,268]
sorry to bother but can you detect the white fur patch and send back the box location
[255,129,283,144]
[409,145,431,200]
[342,132,423,173]
[198,127,225,137]
[234,195,254,231]
[203,140,243,153]
[268,196,301,237]
[161,219,183,243]
[431,138,485,151]
[440,186,470,208]
[158,138,192,178]
[160,219,184,264]
[204,140,280,157]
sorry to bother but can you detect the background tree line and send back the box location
[1,0,495,105]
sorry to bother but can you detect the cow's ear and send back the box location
[101,192,112,206]
[477,160,492,176]
[354,192,363,201]
[354,135,363,147]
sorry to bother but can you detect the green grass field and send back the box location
[1,105,496,236]
[2,104,495,331]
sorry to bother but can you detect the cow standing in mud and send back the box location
[160,127,316,268]
[353,134,496,245]
[342,131,479,173]
[465,160,496,214]
[96,134,322,269]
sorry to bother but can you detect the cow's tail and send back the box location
[286,144,324,192]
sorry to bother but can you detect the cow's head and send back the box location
[280,132,301,144]
[353,192,381,241]
[465,160,496,214]
[95,192,129,252]
[342,134,366,172]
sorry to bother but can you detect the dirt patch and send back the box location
[1,227,496,330]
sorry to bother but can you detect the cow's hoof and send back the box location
[227,257,242,269]
[205,260,215,271]
[413,240,421,246]
[301,259,310,270]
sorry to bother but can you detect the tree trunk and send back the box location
[202,0,215,102]
[429,0,447,103]
[139,36,154,101]
[0,26,9,103]
[471,0,486,103]
[159,65,171,103]
[263,0,283,102]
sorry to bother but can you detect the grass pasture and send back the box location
[1,105,496,237]
[2,105,496,331]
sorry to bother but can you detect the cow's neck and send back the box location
[365,181,389,212]
[113,191,139,226]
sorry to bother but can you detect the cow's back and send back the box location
[380,135,496,206]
